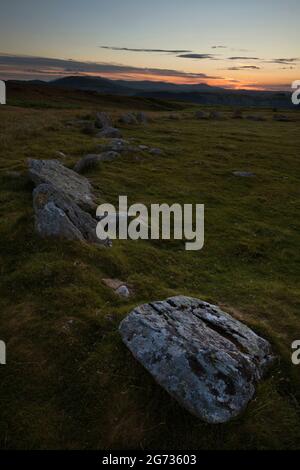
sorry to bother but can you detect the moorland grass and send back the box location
[0,91,300,449]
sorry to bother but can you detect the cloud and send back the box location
[177,53,217,59]
[269,58,299,64]
[100,46,191,54]
[228,56,261,60]
[0,53,221,82]
[227,65,261,70]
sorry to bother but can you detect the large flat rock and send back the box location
[119,296,274,423]
[33,183,107,245]
[28,159,95,211]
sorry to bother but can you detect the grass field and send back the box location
[0,85,300,449]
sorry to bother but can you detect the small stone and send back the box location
[119,113,138,125]
[116,285,130,298]
[97,127,122,139]
[149,148,163,156]
[55,151,66,159]
[95,112,113,129]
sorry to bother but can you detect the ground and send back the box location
[0,84,299,449]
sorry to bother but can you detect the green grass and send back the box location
[0,93,300,449]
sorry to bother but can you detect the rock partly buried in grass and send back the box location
[149,148,163,156]
[28,159,96,211]
[54,151,67,159]
[136,112,148,125]
[119,296,274,424]
[96,127,122,139]
[33,183,108,245]
[95,112,113,129]
[233,171,256,177]
[119,112,138,125]
[102,278,131,297]
[74,152,121,173]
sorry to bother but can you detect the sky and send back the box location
[0,0,299,90]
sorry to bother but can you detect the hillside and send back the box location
[0,84,300,449]
[7,76,294,108]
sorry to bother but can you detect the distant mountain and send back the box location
[113,79,224,93]
[51,76,224,95]
[8,76,293,108]
[51,76,134,95]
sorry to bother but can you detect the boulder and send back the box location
[95,112,113,129]
[74,152,121,173]
[149,148,163,156]
[32,183,107,245]
[136,112,148,124]
[97,127,122,138]
[119,112,138,125]
[119,296,274,424]
[28,159,95,211]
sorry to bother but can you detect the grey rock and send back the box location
[119,296,273,423]
[136,112,148,124]
[95,112,113,129]
[74,152,121,173]
[116,285,130,298]
[55,151,67,159]
[33,183,107,245]
[149,148,163,156]
[28,159,95,211]
[97,127,122,138]
[119,112,138,125]
[233,171,256,177]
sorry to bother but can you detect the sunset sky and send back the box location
[0,0,299,90]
